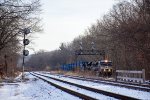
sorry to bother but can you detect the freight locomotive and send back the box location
[81,60,113,77]
[95,60,113,77]
[60,60,113,77]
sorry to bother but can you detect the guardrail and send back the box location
[116,69,145,83]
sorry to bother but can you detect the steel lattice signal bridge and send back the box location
[75,41,106,60]
[75,49,105,56]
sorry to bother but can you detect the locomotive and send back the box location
[60,60,113,77]
[96,60,113,77]
[83,60,113,77]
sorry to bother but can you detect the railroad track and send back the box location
[68,75,150,88]
[63,75,150,92]
[30,72,98,100]
[44,72,150,92]
[31,72,139,100]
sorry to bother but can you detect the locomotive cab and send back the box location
[98,60,113,77]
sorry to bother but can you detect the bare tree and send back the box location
[0,0,42,76]
[0,0,41,53]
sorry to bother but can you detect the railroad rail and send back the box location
[30,72,97,100]
[63,75,150,92]
[32,72,139,100]
[45,72,150,92]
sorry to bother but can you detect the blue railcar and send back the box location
[60,61,85,71]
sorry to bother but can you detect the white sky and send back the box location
[30,0,117,53]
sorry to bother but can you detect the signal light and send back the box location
[23,28,30,35]
[23,39,30,45]
[23,50,29,56]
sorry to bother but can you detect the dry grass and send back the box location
[49,70,98,78]
[48,70,115,81]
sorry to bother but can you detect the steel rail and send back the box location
[45,72,150,91]
[61,74,150,92]
[30,73,97,100]
[34,72,139,100]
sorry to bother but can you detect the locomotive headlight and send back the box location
[104,69,106,72]
[104,60,108,62]
[108,69,111,72]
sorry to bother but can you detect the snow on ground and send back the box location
[33,73,117,100]
[38,72,150,100]
[0,73,81,100]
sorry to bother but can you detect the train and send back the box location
[60,60,113,77]
[94,60,113,77]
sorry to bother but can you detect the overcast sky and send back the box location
[30,0,117,53]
